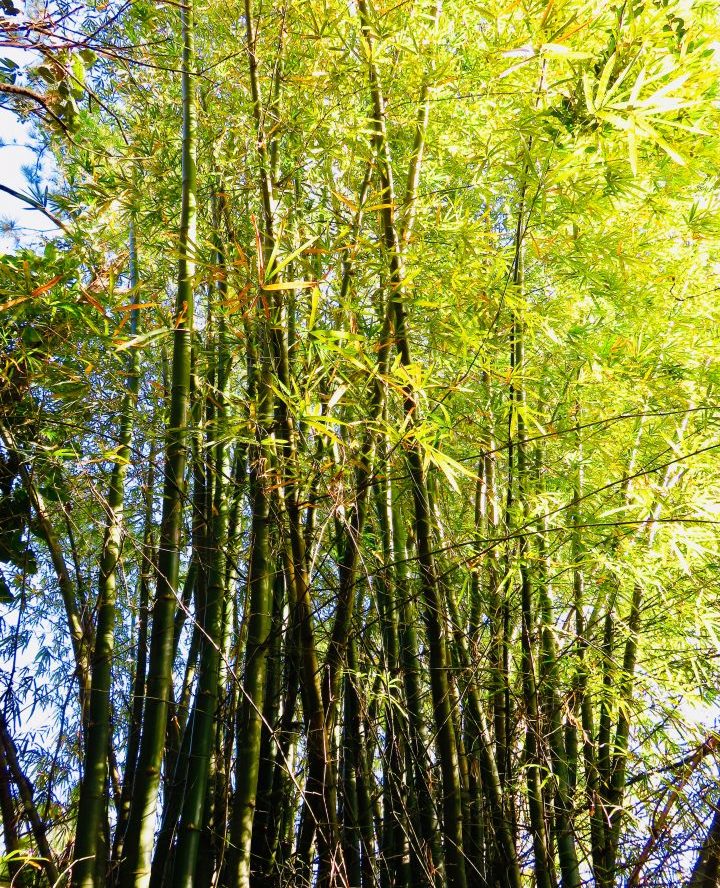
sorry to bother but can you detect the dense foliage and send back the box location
[2,0,720,885]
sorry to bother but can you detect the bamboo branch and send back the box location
[0,81,68,130]
[0,183,69,232]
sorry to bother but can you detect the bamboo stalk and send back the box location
[118,0,196,878]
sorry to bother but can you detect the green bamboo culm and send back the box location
[72,223,140,888]
[357,1,466,881]
[117,0,196,882]
[511,231,554,888]
[172,192,231,887]
[228,351,274,888]
[227,0,295,880]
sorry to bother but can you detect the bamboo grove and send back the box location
[2,0,720,885]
